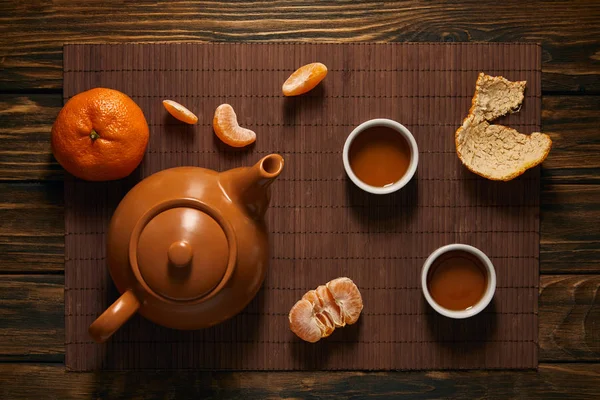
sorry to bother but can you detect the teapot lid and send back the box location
[129,198,237,302]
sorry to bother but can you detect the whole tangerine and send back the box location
[51,88,149,181]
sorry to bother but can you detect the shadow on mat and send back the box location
[290,315,362,370]
[424,296,498,353]
[344,173,419,232]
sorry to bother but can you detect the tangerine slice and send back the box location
[302,289,322,307]
[302,289,335,336]
[289,277,363,342]
[288,299,324,343]
[282,62,328,96]
[326,277,363,325]
[162,100,198,124]
[213,104,256,147]
[315,285,345,327]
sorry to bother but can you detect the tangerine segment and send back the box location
[162,100,198,124]
[289,299,324,343]
[213,104,256,147]
[302,289,335,336]
[315,285,345,327]
[326,277,363,325]
[282,62,328,96]
[302,289,323,307]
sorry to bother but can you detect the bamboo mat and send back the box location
[63,43,540,371]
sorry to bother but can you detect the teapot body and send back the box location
[108,167,269,330]
[89,154,284,342]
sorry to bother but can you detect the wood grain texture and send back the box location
[541,185,600,273]
[540,275,600,361]
[0,94,63,181]
[2,182,597,274]
[542,96,600,183]
[0,1,598,92]
[0,275,64,361]
[0,0,597,393]
[0,363,598,399]
[0,182,63,272]
[1,94,598,183]
[0,274,597,362]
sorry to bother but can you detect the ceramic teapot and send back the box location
[89,154,284,343]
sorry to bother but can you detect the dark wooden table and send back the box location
[1,1,599,398]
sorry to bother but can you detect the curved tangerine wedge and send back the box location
[289,299,324,343]
[213,104,256,147]
[315,284,345,327]
[162,100,198,124]
[282,62,328,96]
[302,289,335,336]
[326,277,363,325]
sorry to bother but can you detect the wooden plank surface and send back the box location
[0,1,599,93]
[541,185,600,273]
[541,96,600,184]
[0,275,64,361]
[1,95,599,183]
[2,182,597,274]
[0,182,63,272]
[0,0,598,394]
[1,274,598,362]
[1,363,599,399]
[0,95,62,181]
[540,275,600,361]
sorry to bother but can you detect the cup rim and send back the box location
[342,118,419,195]
[421,244,497,319]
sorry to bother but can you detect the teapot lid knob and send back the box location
[168,240,193,267]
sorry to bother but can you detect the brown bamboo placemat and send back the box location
[64,43,540,371]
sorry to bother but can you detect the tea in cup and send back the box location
[343,119,419,195]
[421,244,496,319]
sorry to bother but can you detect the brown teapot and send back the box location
[89,154,284,343]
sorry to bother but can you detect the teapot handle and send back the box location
[89,289,140,343]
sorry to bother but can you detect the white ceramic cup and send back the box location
[342,118,419,195]
[421,244,497,319]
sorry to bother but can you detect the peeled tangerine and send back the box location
[162,100,198,124]
[282,62,328,96]
[289,277,363,343]
[213,104,256,147]
[455,73,552,181]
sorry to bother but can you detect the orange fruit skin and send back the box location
[282,62,328,96]
[51,88,149,181]
[162,100,198,124]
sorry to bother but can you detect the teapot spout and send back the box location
[254,153,285,184]
[221,154,284,218]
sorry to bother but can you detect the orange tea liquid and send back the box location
[348,126,411,187]
[427,251,488,311]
